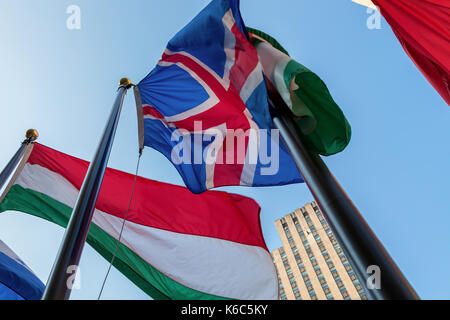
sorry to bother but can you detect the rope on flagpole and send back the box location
[97,149,143,300]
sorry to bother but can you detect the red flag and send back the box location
[372,0,450,105]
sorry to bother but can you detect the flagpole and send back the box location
[267,82,419,300]
[42,78,133,300]
[0,129,38,190]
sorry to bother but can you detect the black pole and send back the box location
[267,81,418,300]
[42,79,133,300]
[0,130,38,190]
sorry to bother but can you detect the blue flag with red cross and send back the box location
[137,0,303,193]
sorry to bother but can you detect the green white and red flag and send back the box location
[0,143,278,300]
[248,28,352,156]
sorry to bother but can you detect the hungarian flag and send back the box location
[0,143,278,300]
[372,0,450,105]
[136,0,303,194]
[248,28,351,156]
[0,239,45,300]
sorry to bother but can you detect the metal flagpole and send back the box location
[42,78,133,300]
[266,80,419,300]
[0,129,38,190]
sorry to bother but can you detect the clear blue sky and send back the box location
[0,0,448,300]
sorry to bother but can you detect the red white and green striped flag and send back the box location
[248,28,352,156]
[0,143,278,300]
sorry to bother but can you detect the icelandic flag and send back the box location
[0,240,45,300]
[137,0,303,193]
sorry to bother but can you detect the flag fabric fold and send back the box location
[248,28,352,156]
[137,0,303,194]
[0,239,45,300]
[0,143,278,300]
[372,0,450,105]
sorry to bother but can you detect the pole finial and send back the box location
[119,78,133,88]
[25,129,39,142]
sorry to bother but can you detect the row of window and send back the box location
[279,207,368,300]
[319,215,368,300]
[278,247,302,300]
[281,212,325,300]
[286,208,351,300]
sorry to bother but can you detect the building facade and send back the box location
[272,202,367,300]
